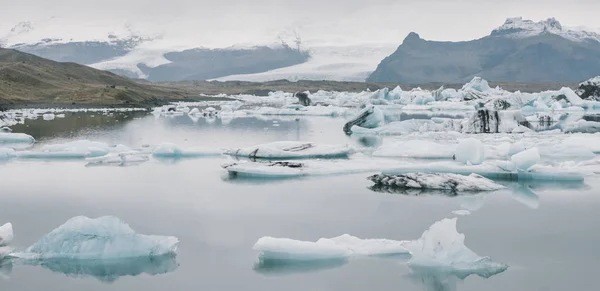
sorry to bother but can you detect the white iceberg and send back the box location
[0,223,14,259]
[0,132,35,144]
[511,147,540,171]
[451,210,472,216]
[253,234,409,261]
[21,216,178,260]
[403,218,508,278]
[152,143,223,158]
[225,141,352,160]
[368,173,505,192]
[454,138,485,165]
[86,151,150,166]
[17,140,131,159]
[343,105,385,134]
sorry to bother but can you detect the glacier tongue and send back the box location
[23,216,179,260]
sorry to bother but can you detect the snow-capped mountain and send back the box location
[368,17,600,83]
[491,17,600,42]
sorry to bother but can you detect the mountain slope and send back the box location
[0,48,183,105]
[368,18,600,83]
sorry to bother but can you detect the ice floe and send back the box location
[253,234,409,261]
[0,132,35,144]
[225,141,352,160]
[0,223,14,259]
[403,218,507,278]
[17,216,179,260]
[253,217,507,279]
[368,173,505,193]
[17,140,132,159]
[372,140,455,159]
[451,210,472,216]
[85,151,150,167]
[152,143,223,158]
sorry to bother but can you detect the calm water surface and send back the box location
[0,112,598,291]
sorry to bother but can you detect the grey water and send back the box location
[1,112,599,291]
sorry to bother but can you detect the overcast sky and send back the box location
[2,0,600,47]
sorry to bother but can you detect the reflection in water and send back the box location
[0,259,12,280]
[408,264,508,291]
[253,258,348,276]
[25,254,178,283]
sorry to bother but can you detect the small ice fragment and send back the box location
[454,138,485,165]
[0,223,13,246]
[253,234,409,261]
[451,210,471,216]
[43,113,55,121]
[511,147,540,171]
[23,216,179,260]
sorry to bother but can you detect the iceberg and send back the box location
[0,223,14,259]
[343,105,384,134]
[21,216,179,260]
[151,143,223,158]
[17,140,131,160]
[368,173,505,193]
[23,254,178,282]
[0,132,35,144]
[253,234,409,262]
[403,218,508,278]
[510,147,540,171]
[454,138,485,165]
[85,152,150,166]
[225,141,352,160]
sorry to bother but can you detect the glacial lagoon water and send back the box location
[1,111,599,291]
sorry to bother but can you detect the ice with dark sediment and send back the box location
[368,173,505,193]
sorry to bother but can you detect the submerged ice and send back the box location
[22,216,179,260]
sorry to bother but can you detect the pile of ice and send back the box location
[253,235,409,261]
[0,223,14,259]
[368,173,505,193]
[20,216,179,260]
[253,217,507,279]
[225,141,352,160]
[17,140,132,159]
[152,143,223,158]
[403,218,508,278]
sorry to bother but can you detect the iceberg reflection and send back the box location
[253,258,347,276]
[26,253,178,283]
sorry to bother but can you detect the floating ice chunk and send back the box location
[343,105,384,134]
[56,114,66,118]
[373,140,455,159]
[0,148,17,160]
[17,140,128,159]
[0,223,13,247]
[403,218,508,278]
[0,132,35,144]
[22,216,178,260]
[86,152,149,166]
[225,141,352,160]
[43,113,56,121]
[253,234,408,261]
[0,127,11,133]
[188,108,201,115]
[368,173,504,193]
[451,210,471,216]
[511,148,540,171]
[559,87,584,106]
[454,138,485,165]
[508,142,527,156]
[152,143,223,158]
[462,77,492,93]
